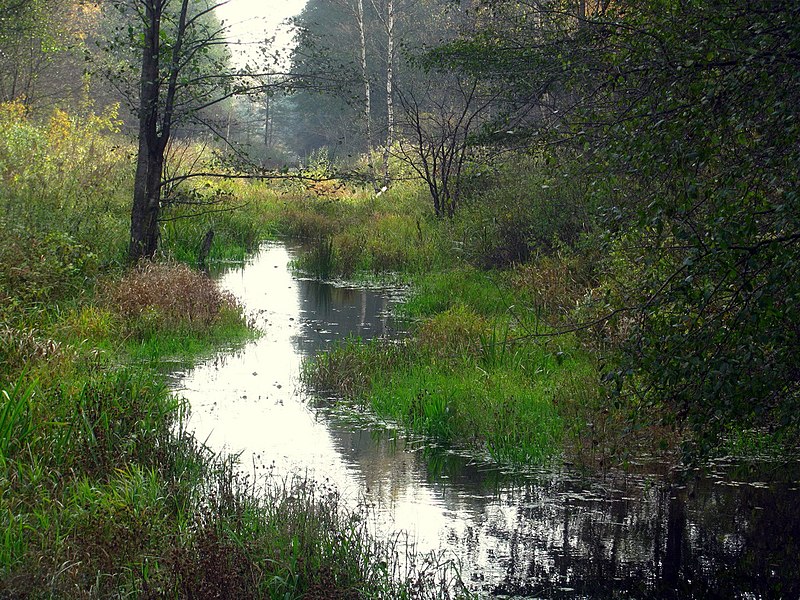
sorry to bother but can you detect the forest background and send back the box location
[0,0,798,595]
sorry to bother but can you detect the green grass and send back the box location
[371,361,564,464]
[305,334,583,465]
[122,304,255,363]
[159,180,287,264]
[304,270,599,466]
[400,266,524,319]
[0,105,464,598]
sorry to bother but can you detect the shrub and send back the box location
[0,102,130,262]
[0,229,100,307]
[508,248,598,323]
[416,304,488,360]
[105,262,239,337]
[454,156,595,268]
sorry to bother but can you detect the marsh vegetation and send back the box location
[2,0,799,595]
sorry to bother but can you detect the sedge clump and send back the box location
[106,262,239,338]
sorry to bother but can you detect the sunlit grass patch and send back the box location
[280,180,449,282]
[303,323,579,465]
[372,362,565,463]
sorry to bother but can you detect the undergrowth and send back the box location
[0,103,464,597]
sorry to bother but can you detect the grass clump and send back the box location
[304,278,594,465]
[305,333,571,465]
[280,180,448,282]
[98,261,253,361]
[106,261,239,333]
[401,267,522,320]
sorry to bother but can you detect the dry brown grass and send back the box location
[105,262,238,335]
[0,326,66,377]
[509,253,596,322]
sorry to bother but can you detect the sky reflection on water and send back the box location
[174,242,800,598]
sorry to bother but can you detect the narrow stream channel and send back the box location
[173,241,800,598]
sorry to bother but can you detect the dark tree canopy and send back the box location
[430,0,800,451]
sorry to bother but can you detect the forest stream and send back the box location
[172,241,800,599]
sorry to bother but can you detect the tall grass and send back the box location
[0,103,463,596]
[0,375,35,468]
[274,178,449,281]
[159,179,286,264]
[305,333,573,465]
[0,101,131,269]
[303,272,598,466]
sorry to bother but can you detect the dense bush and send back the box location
[105,261,240,337]
[453,156,594,268]
[0,101,130,261]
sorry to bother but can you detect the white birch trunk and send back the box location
[382,0,394,188]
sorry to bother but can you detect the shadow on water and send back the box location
[175,241,800,598]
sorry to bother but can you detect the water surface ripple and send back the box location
[173,242,800,598]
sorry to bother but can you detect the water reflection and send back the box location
[175,242,800,598]
[292,278,395,356]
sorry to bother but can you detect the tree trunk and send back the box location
[264,92,271,150]
[356,0,372,156]
[381,0,394,189]
[128,0,190,263]
[198,227,214,272]
[129,0,163,263]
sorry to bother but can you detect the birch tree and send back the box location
[379,0,394,188]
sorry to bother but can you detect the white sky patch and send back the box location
[216,0,309,69]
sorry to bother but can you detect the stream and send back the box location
[172,241,800,598]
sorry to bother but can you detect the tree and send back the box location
[103,0,233,261]
[430,0,800,451]
[0,0,95,110]
[370,0,395,187]
[288,0,368,159]
[286,0,459,175]
[396,71,495,217]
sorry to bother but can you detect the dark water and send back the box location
[173,242,800,599]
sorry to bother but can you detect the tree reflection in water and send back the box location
[193,242,800,599]
[484,463,800,598]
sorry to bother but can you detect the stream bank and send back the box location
[176,241,800,598]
